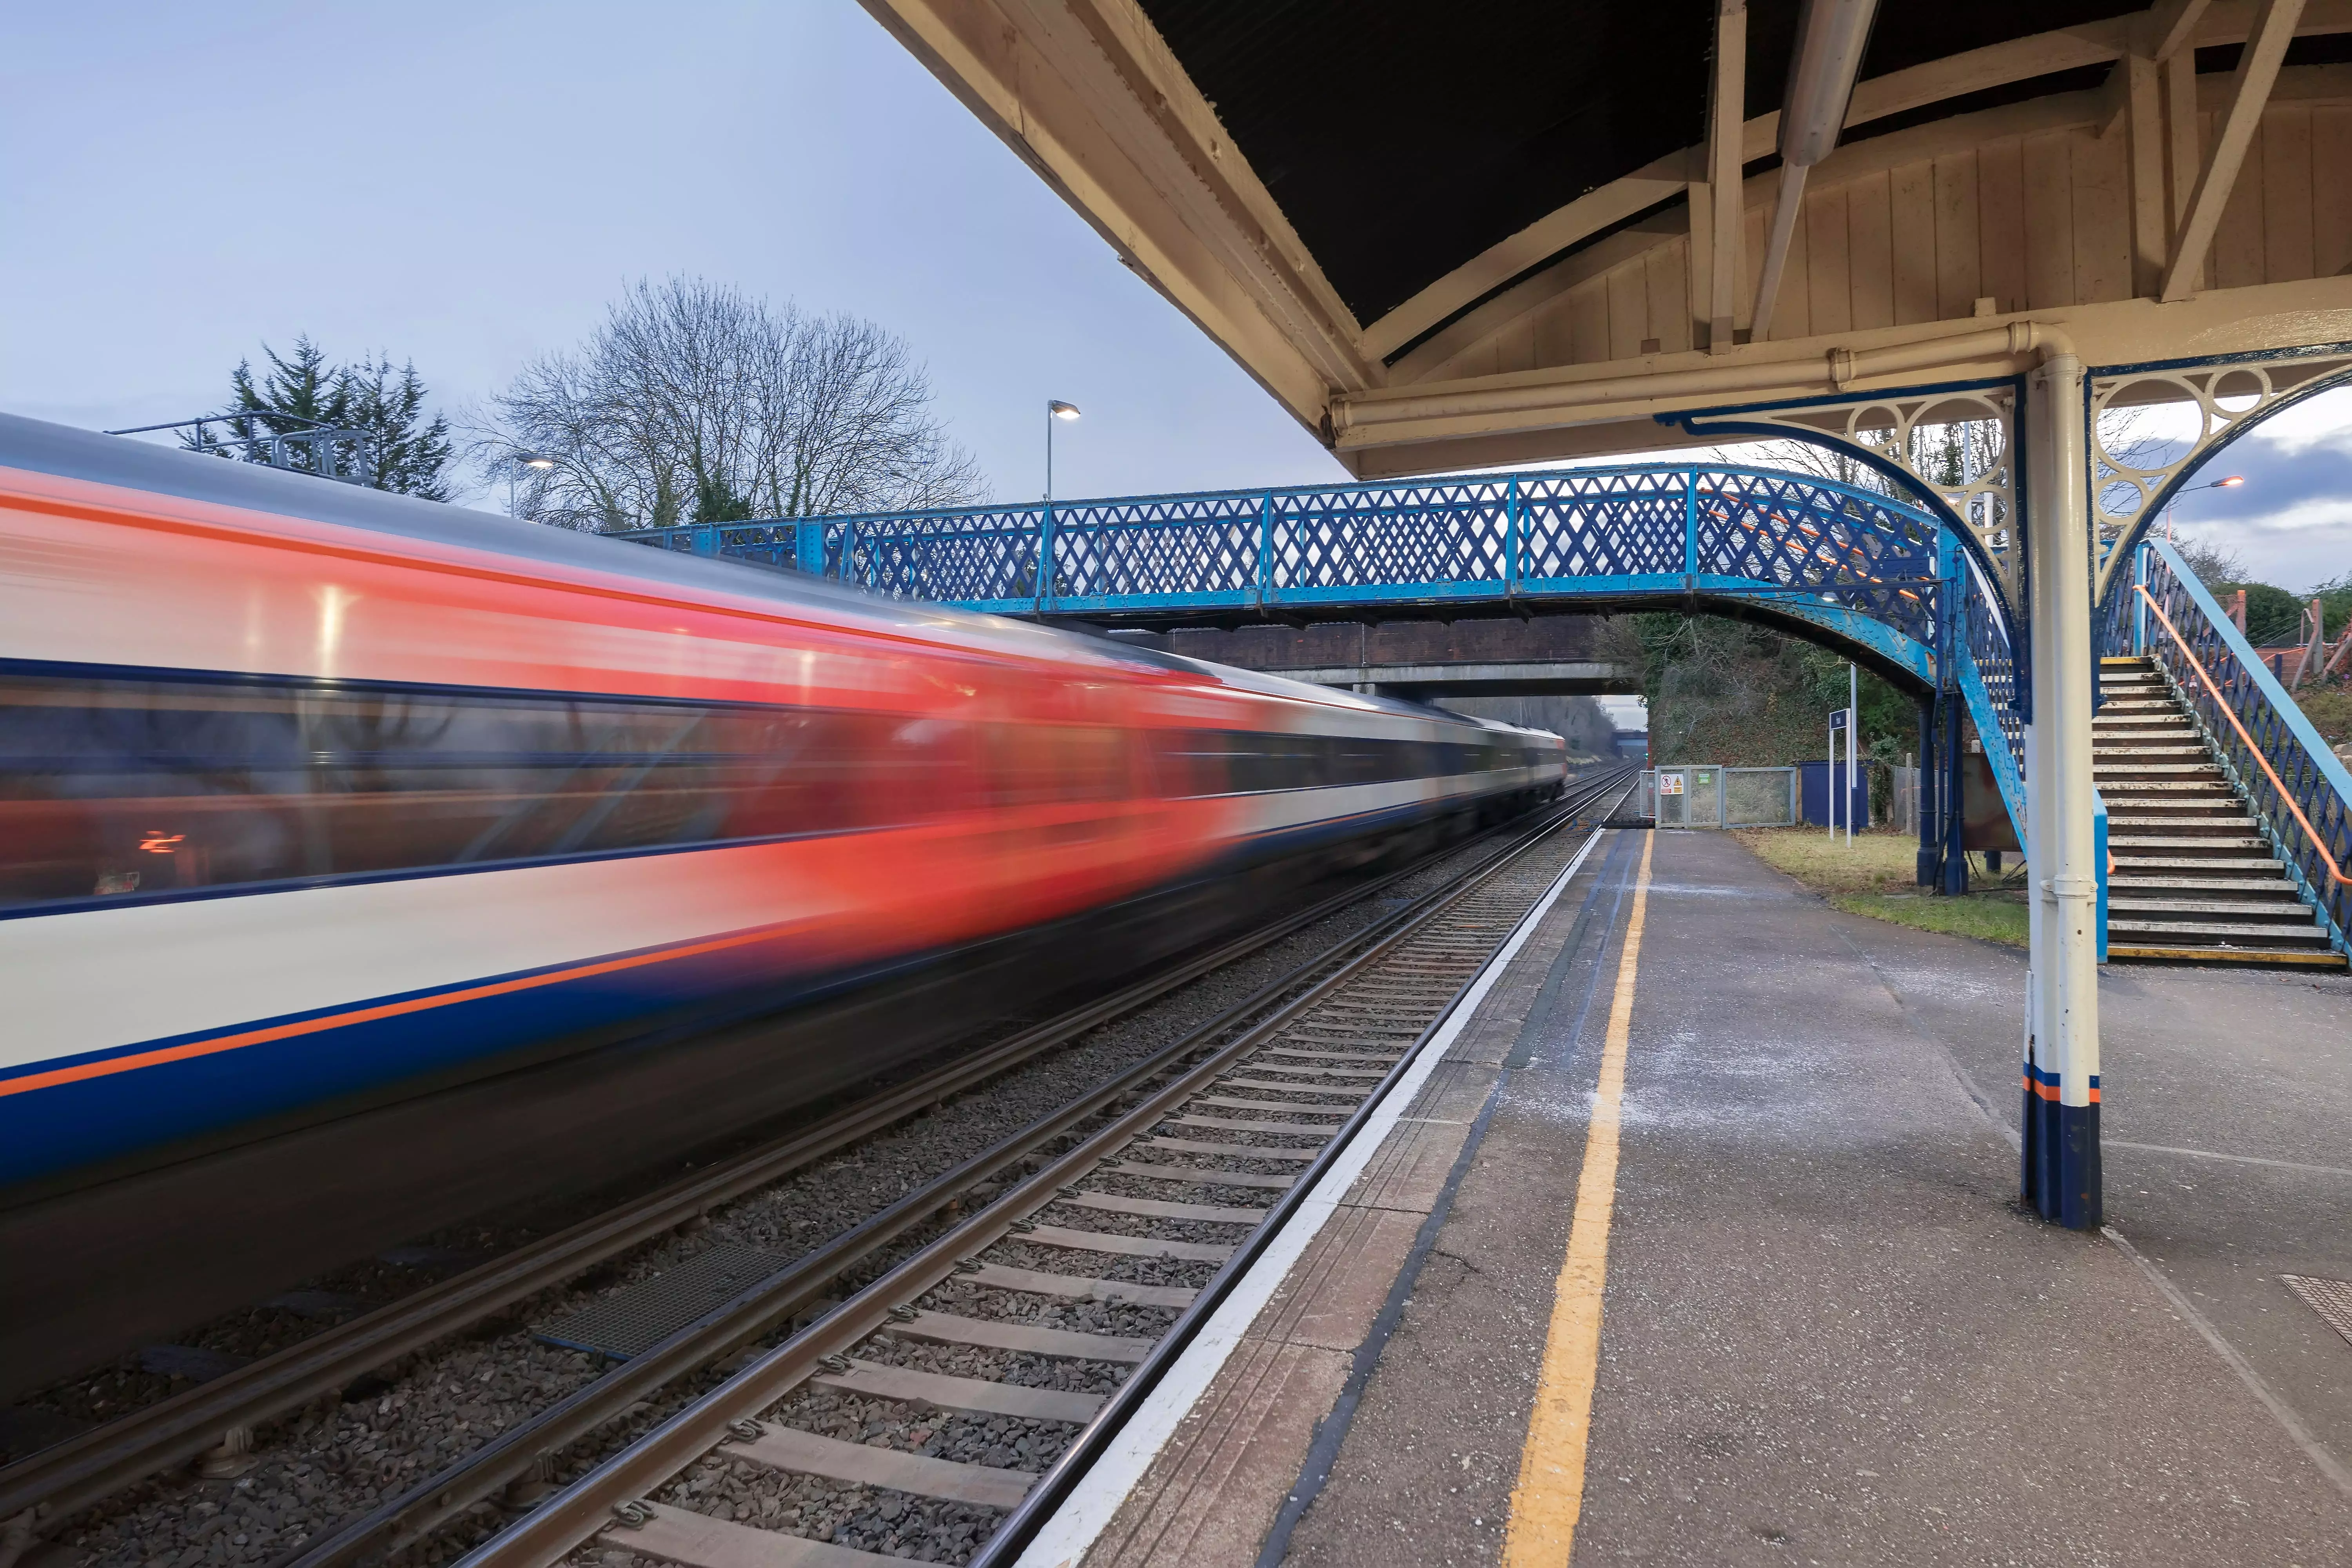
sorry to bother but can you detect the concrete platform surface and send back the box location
[1077,828,2352,1568]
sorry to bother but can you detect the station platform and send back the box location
[1065,829,2352,1566]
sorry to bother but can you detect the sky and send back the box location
[3,1,2347,597]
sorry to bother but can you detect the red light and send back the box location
[140,832,184,854]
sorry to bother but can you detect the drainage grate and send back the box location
[2282,1275,2352,1348]
[535,1243,792,1360]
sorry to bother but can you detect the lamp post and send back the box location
[509,450,556,517]
[2162,473,2243,541]
[1045,400,1080,504]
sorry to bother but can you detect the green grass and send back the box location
[1731,827,2029,947]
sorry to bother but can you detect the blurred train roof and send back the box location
[0,412,1525,733]
[0,411,993,637]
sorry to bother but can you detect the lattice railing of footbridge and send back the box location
[618,464,2027,840]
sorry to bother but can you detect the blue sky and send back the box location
[3,1,2347,595]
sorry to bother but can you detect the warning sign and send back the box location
[1657,775,1684,795]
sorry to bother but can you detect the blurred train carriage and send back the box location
[0,412,1564,1390]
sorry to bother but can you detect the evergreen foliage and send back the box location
[2222,580,2305,645]
[1634,612,1913,768]
[198,336,454,499]
[2313,573,2352,642]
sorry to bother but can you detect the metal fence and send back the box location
[1642,766,1798,828]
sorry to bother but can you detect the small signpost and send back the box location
[1828,708,1851,845]
[1827,662,1858,846]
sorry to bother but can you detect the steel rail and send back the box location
[280,781,1621,1565]
[969,779,1631,1568]
[253,776,1618,1568]
[0,788,1592,1536]
[458,772,1634,1566]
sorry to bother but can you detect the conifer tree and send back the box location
[198,336,454,499]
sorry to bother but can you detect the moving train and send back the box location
[0,412,1564,1387]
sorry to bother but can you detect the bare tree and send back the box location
[478,277,984,532]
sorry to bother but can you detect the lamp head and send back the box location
[2215,474,2244,488]
[1048,400,1081,421]
[519,452,557,469]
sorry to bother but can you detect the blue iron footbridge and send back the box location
[621,463,2030,851]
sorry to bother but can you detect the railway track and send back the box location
[441,769,1638,1568]
[0,768,1631,1566]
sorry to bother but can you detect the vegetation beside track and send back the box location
[1732,827,2029,947]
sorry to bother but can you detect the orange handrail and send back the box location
[2135,583,2351,887]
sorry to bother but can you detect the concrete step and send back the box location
[2109,876,2302,895]
[2109,855,2280,871]
[2107,916,2332,944]
[2108,942,2348,968]
[2103,801,2246,813]
[2108,897,2312,919]
[2110,835,2271,850]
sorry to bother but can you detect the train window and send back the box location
[0,673,982,913]
[1147,728,1503,797]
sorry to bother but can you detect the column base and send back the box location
[2022,1064,2102,1229]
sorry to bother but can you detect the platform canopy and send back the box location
[864,0,2352,478]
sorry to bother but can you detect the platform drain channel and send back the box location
[2282,1274,2352,1349]
[534,1243,791,1359]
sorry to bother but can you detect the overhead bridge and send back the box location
[621,459,2031,860]
[1139,616,1637,700]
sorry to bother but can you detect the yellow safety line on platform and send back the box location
[1502,829,1653,1566]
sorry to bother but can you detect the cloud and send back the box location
[2225,496,2352,535]
[2240,384,2352,458]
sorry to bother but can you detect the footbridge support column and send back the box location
[2023,346,2102,1229]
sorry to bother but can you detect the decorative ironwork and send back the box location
[1661,382,2022,621]
[2089,346,2352,608]
[622,463,1947,674]
[619,463,2055,844]
[2118,538,2352,956]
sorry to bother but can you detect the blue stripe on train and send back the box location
[0,787,1529,1190]
[0,943,771,1189]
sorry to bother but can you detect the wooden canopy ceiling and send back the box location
[864,0,2352,475]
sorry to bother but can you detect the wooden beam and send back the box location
[2141,0,2215,59]
[1391,67,2351,388]
[1355,3,2352,364]
[1707,0,1749,353]
[1750,166,1809,341]
[2163,49,2201,249]
[2127,52,2169,294]
[1355,158,1692,362]
[857,0,1379,440]
[2162,0,2308,301]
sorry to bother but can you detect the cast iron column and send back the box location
[2022,349,2103,1228]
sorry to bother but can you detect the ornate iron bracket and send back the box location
[1661,377,2025,648]
[2087,343,2352,612]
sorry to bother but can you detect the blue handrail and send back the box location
[2129,538,2352,955]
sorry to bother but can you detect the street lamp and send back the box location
[2163,473,2244,541]
[509,450,557,517]
[1045,400,1080,505]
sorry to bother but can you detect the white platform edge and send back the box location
[1014,825,1610,1568]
